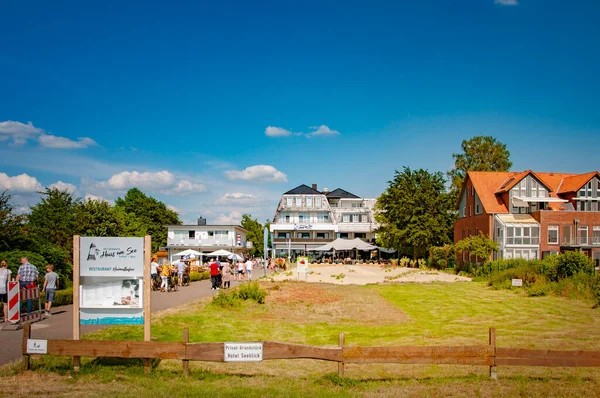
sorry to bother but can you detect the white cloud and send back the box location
[0,121,43,145]
[84,194,115,205]
[38,134,97,149]
[49,181,77,194]
[100,170,176,190]
[224,165,287,183]
[214,211,243,225]
[215,192,261,206]
[495,0,518,5]
[0,172,43,192]
[265,126,293,137]
[163,180,207,195]
[167,204,180,214]
[306,125,340,138]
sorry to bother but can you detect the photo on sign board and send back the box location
[120,279,140,306]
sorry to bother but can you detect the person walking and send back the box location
[177,258,186,287]
[16,257,39,315]
[222,261,232,289]
[209,258,220,290]
[0,260,11,322]
[245,258,254,281]
[236,260,245,282]
[160,262,170,292]
[41,264,59,317]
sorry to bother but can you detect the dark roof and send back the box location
[326,188,360,199]
[284,184,322,195]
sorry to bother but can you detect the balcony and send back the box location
[561,237,600,247]
[167,238,246,248]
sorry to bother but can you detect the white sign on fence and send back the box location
[27,339,48,354]
[224,343,263,362]
[512,279,523,287]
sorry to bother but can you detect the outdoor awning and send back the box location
[311,238,377,251]
[514,196,568,203]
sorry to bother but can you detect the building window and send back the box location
[579,226,589,245]
[462,206,466,218]
[343,214,350,223]
[315,197,322,208]
[299,214,304,223]
[316,232,329,239]
[286,197,293,207]
[324,214,329,222]
[361,214,368,222]
[306,197,313,207]
[208,231,214,237]
[285,215,290,223]
[531,180,537,197]
[188,230,195,239]
[277,232,288,239]
[355,233,366,239]
[475,204,480,215]
[592,226,600,245]
[352,214,359,222]
[297,232,310,239]
[295,197,302,207]
[339,233,349,239]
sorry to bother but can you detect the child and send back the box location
[42,264,59,317]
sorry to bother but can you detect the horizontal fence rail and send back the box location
[20,325,600,379]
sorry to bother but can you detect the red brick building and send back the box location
[454,170,600,266]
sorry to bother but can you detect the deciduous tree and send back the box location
[447,136,512,198]
[375,167,455,260]
[455,232,498,263]
[241,214,267,258]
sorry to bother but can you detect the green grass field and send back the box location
[2,281,600,397]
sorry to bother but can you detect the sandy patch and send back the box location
[267,265,471,285]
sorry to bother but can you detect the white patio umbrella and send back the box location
[205,249,234,257]
[173,249,203,257]
[227,253,244,261]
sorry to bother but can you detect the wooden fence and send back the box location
[21,325,600,379]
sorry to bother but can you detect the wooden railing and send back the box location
[21,325,600,379]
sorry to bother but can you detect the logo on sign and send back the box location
[293,224,313,231]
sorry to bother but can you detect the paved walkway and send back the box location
[0,275,260,367]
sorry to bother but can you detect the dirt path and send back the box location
[269,264,471,285]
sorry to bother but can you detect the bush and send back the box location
[488,264,546,289]
[429,244,455,270]
[555,251,593,280]
[190,271,210,282]
[211,282,268,307]
[52,288,73,307]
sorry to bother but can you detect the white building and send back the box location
[270,184,378,256]
[164,224,248,262]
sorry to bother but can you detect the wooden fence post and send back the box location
[338,332,345,377]
[489,327,497,380]
[21,322,31,371]
[183,328,189,377]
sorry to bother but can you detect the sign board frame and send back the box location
[73,235,151,369]
[26,339,48,354]
[512,279,523,287]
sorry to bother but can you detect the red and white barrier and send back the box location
[7,281,42,324]
[7,281,20,323]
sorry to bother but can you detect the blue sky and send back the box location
[1,0,599,224]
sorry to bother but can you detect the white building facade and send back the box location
[165,224,248,262]
[270,184,378,256]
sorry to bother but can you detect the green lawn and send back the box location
[3,281,600,397]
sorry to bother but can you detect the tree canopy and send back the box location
[447,135,512,198]
[241,214,269,258]
[455,232,499,262]
[375,167,455,259]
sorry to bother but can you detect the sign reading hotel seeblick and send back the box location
[80,237,144,277]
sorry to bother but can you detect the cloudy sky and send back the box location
[1,0,599,224]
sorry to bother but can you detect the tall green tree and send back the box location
[455,232,498,263]
[0,190,26,251]
[75,199,128,237]
[241,214,265,258]
[375,167,455,259]
[114,188,180,252]
[27,188,80,252]
[447,136,512,198]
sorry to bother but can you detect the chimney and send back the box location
[312,183,317,190]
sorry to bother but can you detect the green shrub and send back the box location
[211,282,268,307]
[190,271,210,282]
[39,287,73,307]
[555,251,593,280]
[488,264,545,288]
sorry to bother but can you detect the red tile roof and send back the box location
[466,170,599,214]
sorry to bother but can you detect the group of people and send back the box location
[151,257,190,292]
[208,257,264,290]
[0,257,59,321]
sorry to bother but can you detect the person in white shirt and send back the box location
[245,258,254,281]
[0,260,12,322]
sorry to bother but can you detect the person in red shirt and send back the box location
[209,258,220,290]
